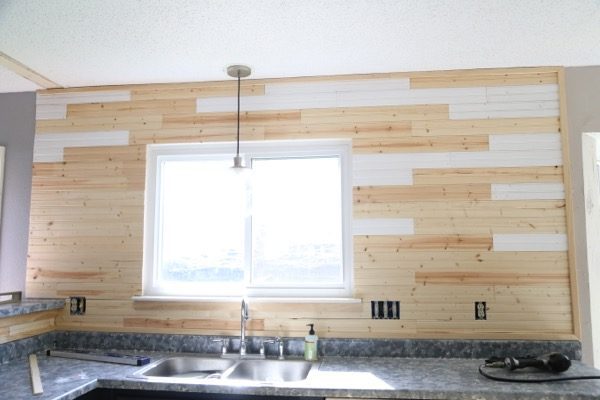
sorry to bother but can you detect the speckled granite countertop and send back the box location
[0,299,65,318]
[2,351,600,400]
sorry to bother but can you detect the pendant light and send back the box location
[227,64,252,170]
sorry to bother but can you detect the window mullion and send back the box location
[244,201,253,291]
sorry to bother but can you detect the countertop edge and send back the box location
[0,299,65,319]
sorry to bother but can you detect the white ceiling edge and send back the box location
[0,65,40,93]
[0,0,599,93]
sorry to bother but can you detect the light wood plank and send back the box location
[412,117,559,136]
[36,115,162,133]
[414,271,568,285]
[162,110,301,128]
[67,99,197,117]
[413,215,566,234]
[410,71,558,89]
[132,83,265,101]
[354,184,491,203]
[130,126,265,145]
[301,105,449,124]
[413,166,563,185]
[0,51,60,89]
[354,235,493,251]
[353,200,567,219]
[557,67,581,338]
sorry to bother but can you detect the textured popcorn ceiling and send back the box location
[0,0,599,93]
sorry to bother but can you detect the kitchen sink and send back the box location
[136,356,237,379]
[223,359,313,382]
[133,356,317,383]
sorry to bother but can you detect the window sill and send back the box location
[132,295,362,304]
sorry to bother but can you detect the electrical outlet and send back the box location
[475,301,487,320]
[70,296,86,315]
[371,300,400,319]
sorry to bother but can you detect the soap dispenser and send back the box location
[304,323,318,361]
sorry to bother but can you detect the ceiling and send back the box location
[1,0,599,93]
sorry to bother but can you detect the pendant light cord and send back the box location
[236,71,241,157]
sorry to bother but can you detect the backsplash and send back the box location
[0,332,57,364]
[0,331,582,364]
[27,67,577,340]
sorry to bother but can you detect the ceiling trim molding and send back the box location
[0,51,62,89]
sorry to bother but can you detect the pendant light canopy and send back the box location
[227,65,252,169]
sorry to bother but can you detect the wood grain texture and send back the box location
[409,70,558,89]
[413,166,563,185]
[411,117,559,136]
[0,310,61,344]
[354,184,491,203]
[26,67,576,340]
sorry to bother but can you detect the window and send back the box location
[143,140,352,298]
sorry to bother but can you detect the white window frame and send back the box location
[142,139,353,298]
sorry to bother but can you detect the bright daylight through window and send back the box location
[143,140,352,298]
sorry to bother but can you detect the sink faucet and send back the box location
[240,298,249,356]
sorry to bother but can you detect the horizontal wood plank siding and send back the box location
[0,310,61,344]
[27,67,577,340]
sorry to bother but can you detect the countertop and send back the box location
[2,351,600,400]
[0,299,65,319]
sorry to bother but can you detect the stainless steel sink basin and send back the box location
[223,359,313,382]
[137,357,236,379]
[133,356,317,384]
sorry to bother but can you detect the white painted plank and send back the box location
[353,218,414,235]
[353,168,413,186]
[451,100,558,113]
[266,78,410,95]
[36,90,131,105]
[449,102,559,120]
[33,130,130,163]
[33,146,64,163]
[196,92,336,112]
[337,87,486,107]
[493,234,568,251]
[492,183,565,200]
[486,91,559,103]
[486,84,558,95]
[353,152,451,170]
[449,109,560,120]
[196,96,234,113]
[489,133,562,151]
[449,149,563,168]
[36,103,67,120]
[484,85,559,106]
[486,84,559,103]
[354,148,562,171]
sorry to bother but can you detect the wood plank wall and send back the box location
[27,67,578,340]
[0,310,60,344]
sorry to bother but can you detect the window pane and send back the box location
[250,157,343,286]
[158,158,247,285]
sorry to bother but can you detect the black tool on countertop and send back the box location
[504,352,571,372]
[47,349,151,366]
[479,352,600,383]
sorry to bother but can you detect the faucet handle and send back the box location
[212,338,229,356]
[260,337,277,356]
[275,337,285,360]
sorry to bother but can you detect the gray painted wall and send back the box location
[0,92,35,293]
[565,66,600,366]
